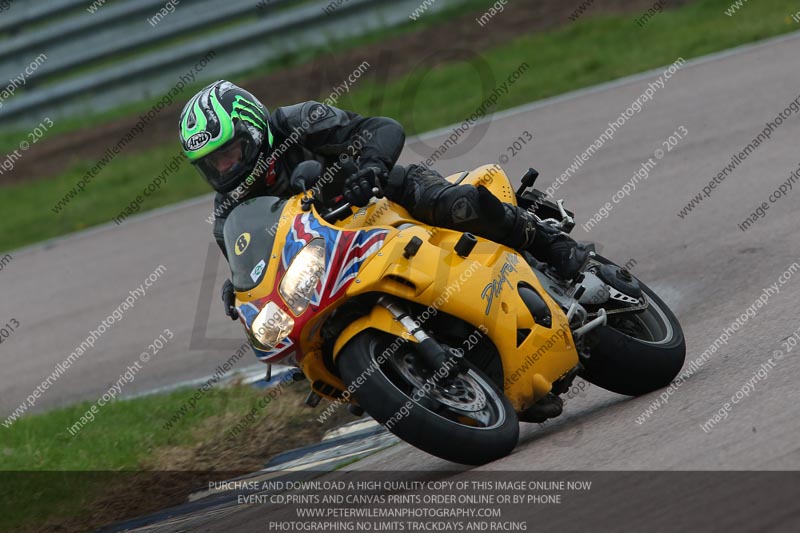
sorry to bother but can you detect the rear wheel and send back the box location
[579,257,686,396]
[337,330,519,465]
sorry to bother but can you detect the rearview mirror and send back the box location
[290,160,323,194]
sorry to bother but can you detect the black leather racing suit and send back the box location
[211,101,568,268]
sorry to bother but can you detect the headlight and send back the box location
[280,239,326,315]
[250,302,294,351]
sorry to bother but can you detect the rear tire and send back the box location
[579,258,686,396]
[337,330,519,465]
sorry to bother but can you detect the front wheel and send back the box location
[337,331,519,465]
[579,257,686,396]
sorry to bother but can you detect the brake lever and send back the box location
[372,177,385,199]
[324,175,384,223]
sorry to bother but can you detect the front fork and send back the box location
[377,296,465,380]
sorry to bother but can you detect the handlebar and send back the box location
[322,178,385,224]
[323,202,353,223]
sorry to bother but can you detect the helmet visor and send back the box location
[193,135,261,193]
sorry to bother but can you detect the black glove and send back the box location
[358,157,389,178]
[343,159,389,207]
[221,279,239,320]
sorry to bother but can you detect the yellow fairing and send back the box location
[445,164,518,205]
[328,165,578,412]
[301,306,417,401]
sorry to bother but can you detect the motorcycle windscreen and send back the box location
[223,196,287,291]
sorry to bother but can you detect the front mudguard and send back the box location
[332,304,418,361]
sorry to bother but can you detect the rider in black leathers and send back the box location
[178,81,586,318]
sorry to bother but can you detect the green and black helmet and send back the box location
[179,80,273,194]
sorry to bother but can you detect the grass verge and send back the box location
[1,0,798,252]
[0,380,351,532]
[1,143,209,251]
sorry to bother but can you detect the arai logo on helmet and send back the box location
[186,131,212,151]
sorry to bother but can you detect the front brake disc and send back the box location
[388,352,487,412]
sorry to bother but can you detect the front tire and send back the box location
[579,258,686,396]
[337,331,519,465]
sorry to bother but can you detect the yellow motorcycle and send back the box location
[225,161,685,465]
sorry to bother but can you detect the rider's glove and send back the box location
[221,278,239,320]
[343,158,388,207]
[358,157,389,179]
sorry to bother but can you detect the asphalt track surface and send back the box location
[3,28,800,530]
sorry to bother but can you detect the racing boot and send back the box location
[543,233,591,281]
[508,208,590,281]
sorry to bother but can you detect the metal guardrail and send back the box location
[0,0,196,68]
[0,0,88,34]
[0,0,467,128]
[0,0,293,82]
